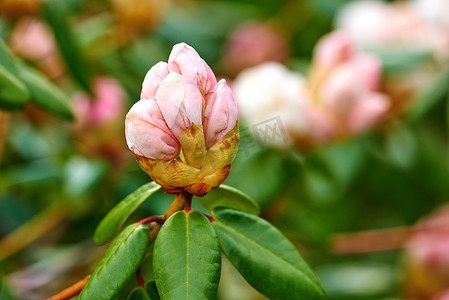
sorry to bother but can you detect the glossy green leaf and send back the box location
[17,63,74,120]
[196,184,260,215]
[127,281,160,300]
[153,211,221,300]
[0,65,29,110]
[212,208,325,300]
[79,224,149,300]
[94,182,161,245]
[43,0,91,91]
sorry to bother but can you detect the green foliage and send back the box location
[17,63,74,120]
[153,211,221,300]
[94,182,161,245]
[0,39,29,110]
[196,184,260,215]
[43,0,91,91]
[407,66,449,122]
[0,65,29,110]
[212,207,325,300]
[0,39,74,118]
[79,224,150,300]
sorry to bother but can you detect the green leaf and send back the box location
[94,182,161,245]
[0,39,19,74]
[144,281,161,300]
[127,281,161,300]
[153,211,221,300]
[0,65,29,110]
[128,288,150,300]
[79,224,150,300]
[17,63,74,120]
[43,0,91,91]
[212,208,325,300]
[196,184,260,215]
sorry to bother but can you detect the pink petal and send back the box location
[314,31,356,69]
[125,99,180,161]
[346,93,390,134]
[155,72,203,135]
[168,43,217,96]
[141,62,169,100]
[204,79,238,147]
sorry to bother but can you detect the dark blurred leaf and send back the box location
[212,207,325,300]
[79,224,149,300]
[196,184,260,215]
[0,65,29,110]
[43,0,91,91]
[406,66,449,122]
[127,281,160,300]
[94,182,160,245]
[384,123,417,170]
[225,147,295,208]
[144,281,160,300]
[17,63,74,120]
[153,211,221,300]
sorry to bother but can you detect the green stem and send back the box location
[149,192,190,242]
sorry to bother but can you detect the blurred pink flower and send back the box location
[126,43,239,195]
[434,289,449,300]
[10,18,54,60]
[73,77,125,128]
[71,77,128,167]
[221,22,290,76]
[336,0,449,64]
[234,32,390,149]
[9,18,64,79]
[336,0,449,116]
[404,205,449,299]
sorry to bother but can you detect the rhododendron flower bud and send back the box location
[126,43,239,196]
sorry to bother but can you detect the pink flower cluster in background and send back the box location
[234,32,390,148]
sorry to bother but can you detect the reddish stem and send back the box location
[202,213,215,222]
[135,268,145,287]
[137,215,163,225]
[184,192,193,212]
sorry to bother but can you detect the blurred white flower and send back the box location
[233,62,307,147]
